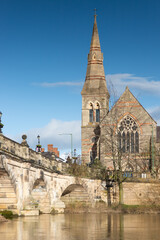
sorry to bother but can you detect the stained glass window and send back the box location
[131,132,134,153]
[122,132,125,153]
[118,132,121,150]
[118,116,139,153]
[135,132,139,153]
[127,132,130,152]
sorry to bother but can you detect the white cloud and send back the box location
[33,81,83,87]
[14,73,160,156]
[14,119,81,153]
[33,73,160,96]
[106,73,160,96]
[106,73,160,124]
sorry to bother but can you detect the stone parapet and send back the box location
[0,134,64,172]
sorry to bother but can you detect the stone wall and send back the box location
[0,152,102,215]
[123,182,160,205]
[106,181,160,206]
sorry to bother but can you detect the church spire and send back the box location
[90,12,101,52]
[81,14,109,96]
[81,14,110,164]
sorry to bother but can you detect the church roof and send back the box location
[108,86,157,124]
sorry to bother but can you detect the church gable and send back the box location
[100,86,157,167]
[108,86,156,126]
[81,15,159,170]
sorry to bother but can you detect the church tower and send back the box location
[81,14,110,164]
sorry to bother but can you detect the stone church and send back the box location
[81,15,160,173]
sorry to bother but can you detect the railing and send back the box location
[0,134,66,173]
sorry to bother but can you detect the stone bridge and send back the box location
[0,134,104,215]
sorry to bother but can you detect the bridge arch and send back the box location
[0,155,18,213]
[31,176,51,213]
[60,183,90,204]
[59,179,94,207]
[0,155,19,195]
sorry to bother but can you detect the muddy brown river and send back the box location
[0,213,160,240]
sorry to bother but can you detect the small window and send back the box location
[127,132,130,152]
[89,103,93,123]
[131,132,134,153]
[135,132,139,153]
[123,171,133,178]
[89,109,93,122]
[96,109,100,122]
[90,151,93,163]
[122,132,125,153]
[118,132,121,151]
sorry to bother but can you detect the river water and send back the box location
[0,213,160,240]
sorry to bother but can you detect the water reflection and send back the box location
[0,213,160,240]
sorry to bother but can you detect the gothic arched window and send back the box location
[118,116,139,153]
[118,132,121,150]
[135,131,139,153]
[96,109,100,122]
[96,103,100,122]
[131,132,134,153]
[89,103,93,122]
[122,132,125,153]
[127,132,130,152]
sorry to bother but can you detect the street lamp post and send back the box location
[151,124,155,175]
[36,135,42,152]
[59,133,73,158]
[0,112,4,134]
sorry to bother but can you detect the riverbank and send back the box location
[113,204,160,214]
[62,201,160,214]
[0,215,8,222]
[64,201,112,214]
[1,203,160,220]
[0,210,18,222]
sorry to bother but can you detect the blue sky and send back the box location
[0,0,160,157]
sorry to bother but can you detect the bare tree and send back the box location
[101,81,159,204]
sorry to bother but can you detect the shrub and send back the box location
[0,210,14,219]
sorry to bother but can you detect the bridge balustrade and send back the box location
[0,134,59,171]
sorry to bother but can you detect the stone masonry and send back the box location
[81,15,160,172]
[0,134,102,215]
[81,15,109,164]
